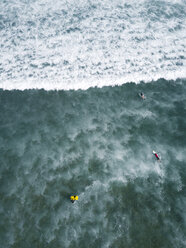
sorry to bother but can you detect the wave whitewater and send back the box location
[0,0,186,90]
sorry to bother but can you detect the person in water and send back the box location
[139,92,145,99]
[153,151,160,161]
[70,195,78,203]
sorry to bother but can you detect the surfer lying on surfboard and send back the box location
[139,92,145,99]
[70,195,78,203]
[153,151,160,161]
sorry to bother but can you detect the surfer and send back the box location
[153,151,160,161]
[70,195,78,203]
[139,92,145,99]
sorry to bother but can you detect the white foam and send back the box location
[0,0,186,90]
[0,69,185,90]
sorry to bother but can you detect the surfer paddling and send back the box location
[139,92,145,100]
[153,151,160,161]
[70,195,78,203]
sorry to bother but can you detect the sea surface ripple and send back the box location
[0,79,186,247]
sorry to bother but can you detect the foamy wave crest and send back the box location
[0,0,186,90]
[0,69,186,90]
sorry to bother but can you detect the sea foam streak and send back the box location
[0,0,186,90]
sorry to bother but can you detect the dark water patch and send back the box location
[0,79,186,247]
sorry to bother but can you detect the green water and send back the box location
[0,79,186,248]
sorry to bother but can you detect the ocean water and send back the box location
[0,0,186,89]
[0,0,186,248]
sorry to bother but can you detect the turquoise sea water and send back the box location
[0,79,186,247]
